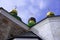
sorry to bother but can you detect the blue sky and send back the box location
[0,0,60,24]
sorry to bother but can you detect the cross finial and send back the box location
[48,8,50,11]
[15,5,17,9]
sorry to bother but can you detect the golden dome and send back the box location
[47,12,55,17]
[29,20,34,23]
[10,9,17,16]
[28,17,36,22]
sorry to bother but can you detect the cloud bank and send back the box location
[0,0,60,24]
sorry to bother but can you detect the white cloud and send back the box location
[39,1,47,9]
[0,0,15,11]
[0,0,48,24]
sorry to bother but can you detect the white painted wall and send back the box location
[49,17,60,40]
[31,17,60,40]
[13,38,38,40]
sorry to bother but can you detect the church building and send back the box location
[0,7,60,40]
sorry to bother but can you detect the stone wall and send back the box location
[0,13,27,40]
[0,14,11,40]
[31,17,60,40]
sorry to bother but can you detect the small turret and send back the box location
[47,12,55,17]
[10,9,17,16]
[10,8,22,21]
[28,17,36,28]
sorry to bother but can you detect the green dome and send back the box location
[28,17,36,28]
[10,9,17,16]
[47,12,55,17]
[28,20,36,27]
[28,17,36,23]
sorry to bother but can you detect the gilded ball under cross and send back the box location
[47,12,55,17]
